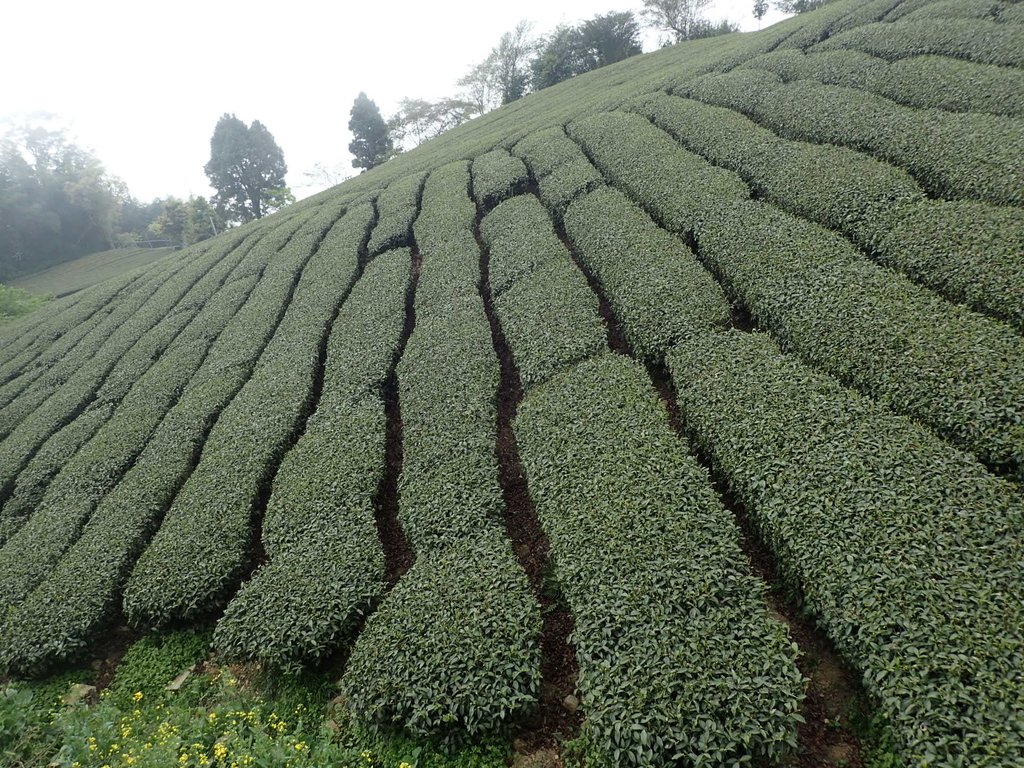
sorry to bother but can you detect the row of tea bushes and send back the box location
[670,330,1024,767]
[122,203,371,626]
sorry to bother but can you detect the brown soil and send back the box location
[374,247,420,588]
[91,622,142,691]
[475,205,582,762]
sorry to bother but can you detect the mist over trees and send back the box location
[0,122,123,279]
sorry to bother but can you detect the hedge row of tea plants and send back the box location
[511,127,603,220]
[669,330,1024,767]
[510,126,584,178]
[479,194,565,297]
[629,91,1024,328]
[341,160,542,743]
[629,90,922,242]
[0,264,171,440]
[0,280,266,621]
[0,228,247,516]
[774,0,904,52]
[515,353,804,766]
[875,200,1024,330]
[0,228,243,495]
[563,186,731,364]
[0,266,142,385]
[695,200,1024,476]
[0,228,260,540]
[741,49,1024,118]
[815,17,1024,67]
[0,242,200,417]
[122,203,370,627]
[573,110,1024,472]
[341,529,542,745]
[888,0,1006,22]
[567,110,750,233]
[215,248,411,671]
[0,211,325,675]
[367,171,426,256]
[480,195,605,392]
[0,216,309,619]
[683,71,1024,207]
[470,149,529,211]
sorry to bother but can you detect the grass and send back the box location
[0,283,48,325]
[10,247,174,298]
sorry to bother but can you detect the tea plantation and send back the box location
[1,1,1022,766]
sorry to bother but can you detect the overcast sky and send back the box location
[0,1,791,202]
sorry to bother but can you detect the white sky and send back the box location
[0,1,790,202]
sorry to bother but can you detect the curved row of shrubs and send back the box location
[517,354,805,767]
[683,69,1024,207]
[511,126,603,221]
[480,194,605,392]
[0,222,284,570]
[814,16,1024,67]
[629,90,1024,329]
[471,149,530,211]
[0,262,171,446]
[215,247,411,671]
[514,124,732,364]
[0,209,329,671]
[570,106,1024,476]
[340,160,542,745]
[122,202,370,627]
[0,239,213,429]
[740,48,1024,118]
[0,264,146,388]
[0,228,263,543]
[669,330,1024,767]
[367,171,426,256]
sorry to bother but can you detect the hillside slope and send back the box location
[1,1,1023,766]
[10,247,175,297]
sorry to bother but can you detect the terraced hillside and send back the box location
[1,1,1022,765]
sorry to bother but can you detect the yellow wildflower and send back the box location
[132,691,144,702]
[214,743,229,760]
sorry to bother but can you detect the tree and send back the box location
[388,98,478,150]
[641,0,712,42]
[348,93,394,172]
[531,25,589,91]
[183,196,222,245]
[493,21,535,105]
[0,120,121,278]
[754,0,770,25]
[532,13,642,91]
[204,114,290,223]
[458,59,501,115]
[580,12,642,68]
[458,22,534,113]
[149,197,186,246]
[689,18,741,38]
[149,196,222,247]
